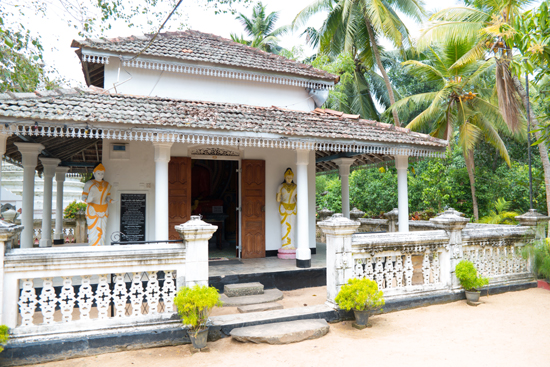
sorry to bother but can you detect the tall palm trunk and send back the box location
[465,149,479,221]
[512,76,550,226]
[364,18,401,127]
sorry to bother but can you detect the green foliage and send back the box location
[523,238,550,281]
[0,325,8,353]
[63,200,87,219]
[174,285,222,334]
[455,260,490,291]
[478,198,519,224]
[335,278,385,312]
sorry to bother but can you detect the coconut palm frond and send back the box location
[472,114,511,166]
[402,60,446,82]
[495,59,522,133]
[458,120,483,153]
[449,41,488,70]
[292,0,335,29]
[417,22,484,50]
[428,6,490,22]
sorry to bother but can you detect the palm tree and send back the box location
[417,0,550,221]
[389,39,515,220]
[294,0,426,126]
[230,2,289,54]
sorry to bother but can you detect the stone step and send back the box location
[224,282,264,297]
[237,302,283,313]
[220,288,283,307]
[230,319,330,344]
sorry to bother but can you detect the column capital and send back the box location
[55,166,70,181]
[39,157,61,177]
[14,142,44,167]
[394,154,409,170]
[296,148,310,165]
[334,157,355,176]
[153,142,173,162]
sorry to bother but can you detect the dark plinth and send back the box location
[53,239,64,245]
[296,259,311,268]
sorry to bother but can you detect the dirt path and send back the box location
[22,288,550,367]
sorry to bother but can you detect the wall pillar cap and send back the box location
[430,208,469,230]
[384,208,399,220]
[515,209,550,227]
[349,207,365,221]
[175,215,218,242]
[0,219,24,242]
[318,213,360,235]
[318,207,335,221]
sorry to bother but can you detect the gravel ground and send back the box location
[21,287,550,367]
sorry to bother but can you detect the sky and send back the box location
[11,0,463,87]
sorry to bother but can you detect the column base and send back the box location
[39,239,52,248]
[296,259,311,268]
[53,239,64,245]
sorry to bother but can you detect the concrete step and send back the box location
[237,302,283,313]
[224,282,264,297]
[220,288,283,307]
[230,319,330,344]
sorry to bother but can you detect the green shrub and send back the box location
[335,278,385,312]
[455,260,489,291]
[63,200,87,219]
[0,325,8,353]
[174,285,222,335]
[523,238,550,281]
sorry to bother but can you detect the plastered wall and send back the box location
[102,140,316,252]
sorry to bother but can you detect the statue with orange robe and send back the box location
[81,164,113,246]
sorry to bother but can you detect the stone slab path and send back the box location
[220,289,283,307]
[230,319,329,344]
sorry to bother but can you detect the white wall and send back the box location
[102,140,156,244]
[104,59,316,112]
[101,140,316,252]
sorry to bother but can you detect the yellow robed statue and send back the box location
[276,168,297,250]
[82,164,113,246]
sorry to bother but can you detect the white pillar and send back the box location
[0,133,10,204]
[175,216,217,287]
[296,149,311,268]
[39,158,60,247]
[334,158,355,218]
[54,166,70,244]
[14,142,44,248]
[0,224,24,327]
[153,142,173,241]
[395,155,409,233]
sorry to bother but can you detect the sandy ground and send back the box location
[22,287,550,367]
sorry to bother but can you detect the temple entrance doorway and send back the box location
[191,159,239,259]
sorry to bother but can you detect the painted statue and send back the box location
[81,164,113,246]
[276,168,297,249]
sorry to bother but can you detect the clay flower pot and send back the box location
[189,328,209,349]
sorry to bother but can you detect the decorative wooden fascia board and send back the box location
[0,123,445,159]
[81,51,334,91]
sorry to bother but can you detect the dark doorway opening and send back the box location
[191,159,239,259]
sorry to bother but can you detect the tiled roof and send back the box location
[0,89,446,150]
[72,30,337,82]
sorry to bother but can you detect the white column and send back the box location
[54,167,70,244]
[0,133,10,204]
[395,155,409,233]
[39,158,60,247]
[14,142,44,248]
[153,142,173,241]
[296,149,311,268]
[334,158,355,218]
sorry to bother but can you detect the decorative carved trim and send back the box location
[190,147,240,157]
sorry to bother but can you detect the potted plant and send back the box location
[174,284,222,350]
[455,260,489,303]
[335,278,385,329]
[522,238,550,289]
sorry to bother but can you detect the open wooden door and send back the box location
[168,157,192,240]
[241,159,265,258]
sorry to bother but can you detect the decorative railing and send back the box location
[318,209,544,306]
[351,231,449,294]
[4,244,185,337]
[0,215,217,341]
[462,225,532,283]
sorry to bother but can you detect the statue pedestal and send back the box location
[277,248,296,260]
